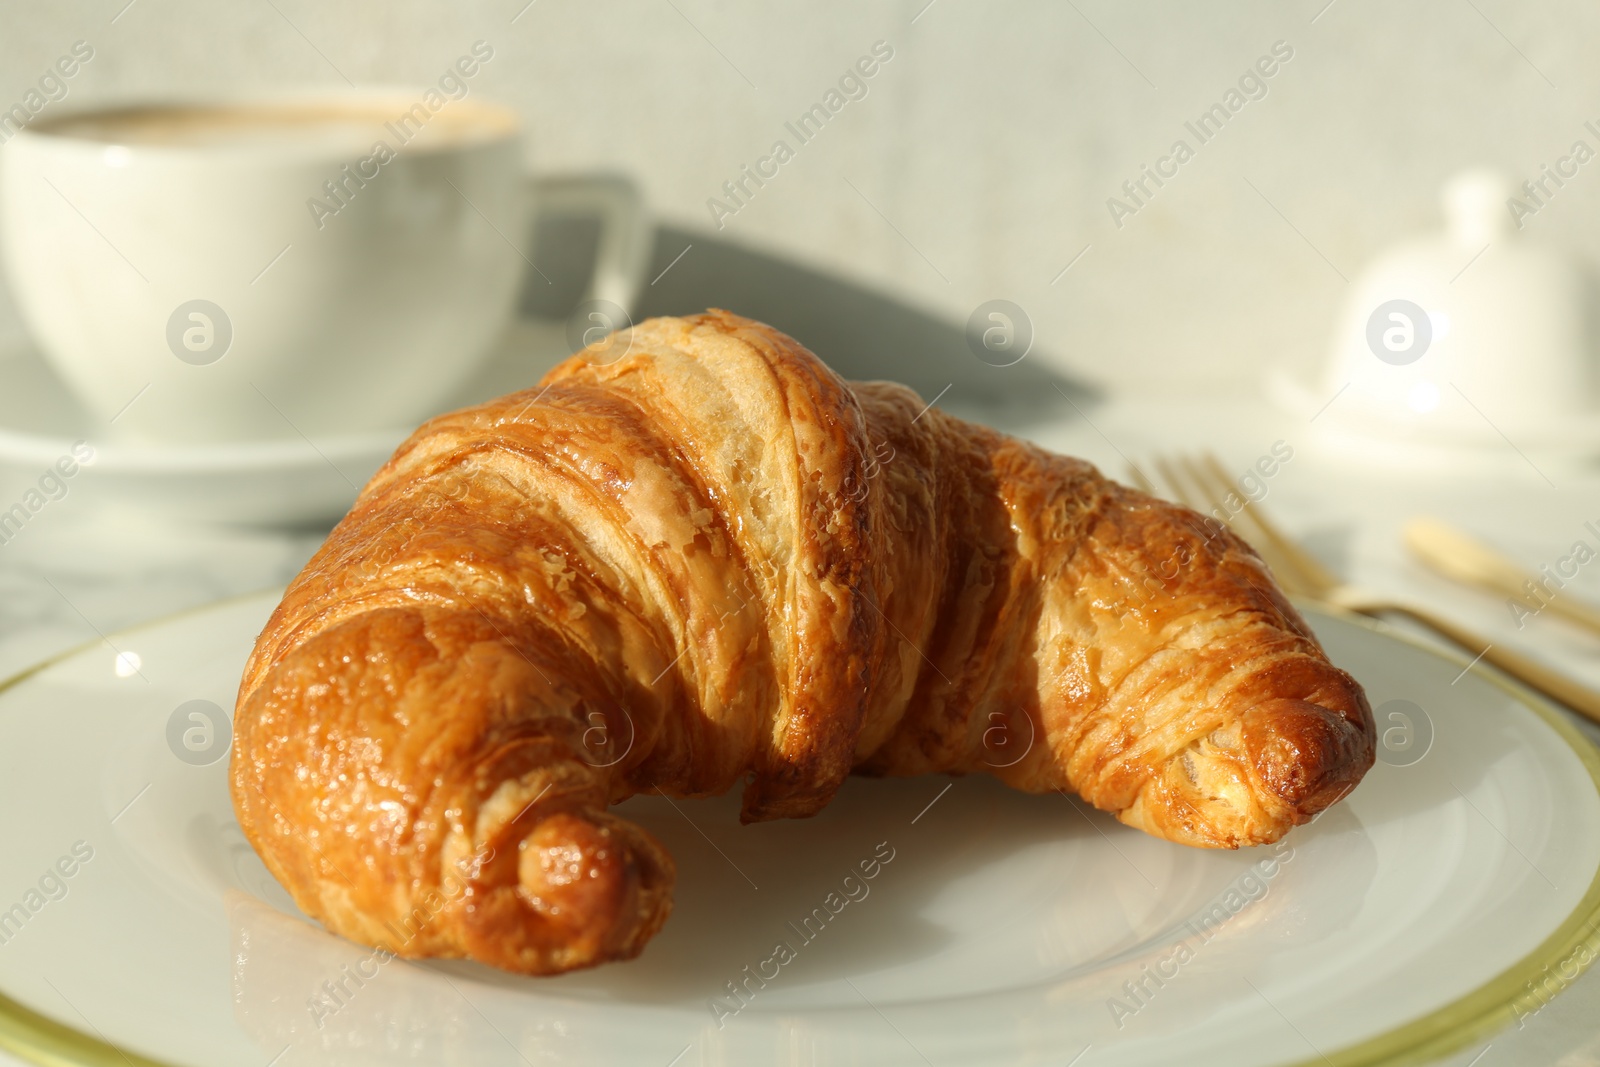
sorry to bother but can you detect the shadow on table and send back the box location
[524,220,1098,424]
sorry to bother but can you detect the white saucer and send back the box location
[0,321,573,527]
[0,594,1597,1066]
[1267,369,1600,477]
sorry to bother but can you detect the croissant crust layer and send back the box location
[231,310,1374,975]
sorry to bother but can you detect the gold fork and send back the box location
[1133,453,1600,725]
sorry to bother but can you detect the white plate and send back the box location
[0,594,1597,1067]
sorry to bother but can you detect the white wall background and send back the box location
[1,0,1596,394]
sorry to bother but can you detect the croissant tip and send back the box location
[1243,696,1376,822]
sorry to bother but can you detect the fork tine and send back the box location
[1139,454,1312,598]
[1125,463,1156,495]
[1141,453,1304,595]
[1152,457,1222,537]
[1173,455,1315,598]
[1146,455,1210,521]
[1154,456,1197,508]
[1199,452,1338,594]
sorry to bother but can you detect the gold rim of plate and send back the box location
[0,595,1594,1067]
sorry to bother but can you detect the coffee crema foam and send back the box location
[35,102,515,153]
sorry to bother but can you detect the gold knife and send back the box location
[1403,517,1600,638]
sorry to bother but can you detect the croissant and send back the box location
[231,310,1373,976]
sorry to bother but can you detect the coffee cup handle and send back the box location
[527,173,651,316]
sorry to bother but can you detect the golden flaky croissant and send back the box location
[231,310,1373,976]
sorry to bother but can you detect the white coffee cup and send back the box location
[0,91,648,443]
